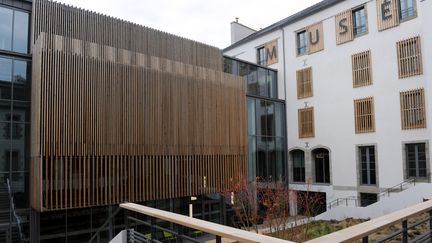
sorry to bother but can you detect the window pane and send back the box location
[247,65,257,95]
[13,11,29,53]
[353,7,367,36]
[0,57,13,82]
[266,101,275,136]
[256,137,267,179]
[247,98,256,135]
[13,101,30,122]
[13,60,30,101]
[256,100,267,136]
[267,70,277,98]
[297,31,306,55]
[0,123,10,171]
[275,102,285,137]
[12,123,28,171]
[12,172,29,208]
[0,7,13,51]
[275,138,286,181]
[257,67,267,96]
[248,136,256,181]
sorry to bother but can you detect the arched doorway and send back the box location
[312,148,330,184]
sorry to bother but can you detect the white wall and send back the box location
[223,0,431,204]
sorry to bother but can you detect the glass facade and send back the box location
[0,3,31,243]
[224,57,286,181]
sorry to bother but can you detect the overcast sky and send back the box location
[56,0,322,49]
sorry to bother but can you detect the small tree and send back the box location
[222,176,260,233]
[295,179,326,241]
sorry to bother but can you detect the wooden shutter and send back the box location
[335,10,354,45]
[298,107,315,138]
[354,97,375,133]
[352,50,373,87]
[306,22,324,54]
[400,88,426,129]
[376,0,399,31]
[397,36,423,78]
[296,67,313,99]
[264,39,278,65]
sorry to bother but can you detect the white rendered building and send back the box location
[224,0,432,217]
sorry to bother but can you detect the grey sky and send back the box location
[56,0,322,49]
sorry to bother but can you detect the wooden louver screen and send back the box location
[400,88,426,129]
[335,10,354,45]
[306,22,324,54]
[296,67,313,99]
[352,50,372,87]
[31,0,247,212]
[397,36,423,78]
[298,107,315,138]
[354,97,375,133]
[376,0,399,31]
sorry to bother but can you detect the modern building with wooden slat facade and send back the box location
[0,0,286,242]
[225,0,432,221]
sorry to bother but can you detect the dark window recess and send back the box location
[297,31,307,55]
[257,47,265,66]
[399,0,416,20]
[292,150,305,182]
[359,146,376,185]
[360,193,377,207]
[352,6,367,37]
[314,148,330,184]
[406,143,427,178]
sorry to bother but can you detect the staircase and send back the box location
[0,179,24,242]
[317,178,432,221]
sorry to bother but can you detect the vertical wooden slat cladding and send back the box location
[376,0,399,31]
[31,0,247,212]
[400,88,426,130]
[352,50,372,88]
[354,97,375,134]
[335,10,353,45]
[306,22,324,54]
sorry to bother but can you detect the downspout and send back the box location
[280,27,289,185]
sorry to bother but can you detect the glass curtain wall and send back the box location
[0,4,31,243]
[224,57,286,182]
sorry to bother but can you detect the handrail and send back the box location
[87,207,122,243]
[6,179,23,240]
[121,203,291,243]
[327,177,419,210]
[307,197,432,243]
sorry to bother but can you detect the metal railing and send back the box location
[327,177,418,210]
[307,198,432,243]
[6,179,23,240]
[126,215,201,243]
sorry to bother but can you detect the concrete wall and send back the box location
[230,22,256,44]
[223,0,432,206]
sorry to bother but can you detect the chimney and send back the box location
[230,18,256,44]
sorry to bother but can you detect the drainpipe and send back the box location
[280,27,289,185]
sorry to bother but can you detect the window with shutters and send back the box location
[298,107,314,138]
[296,67,313,99]
[352,50,372,87]
[400,88,426,129]
[354,97,375,133]
[397,36,422,78]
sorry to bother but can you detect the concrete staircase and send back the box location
[317,182,432,221]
